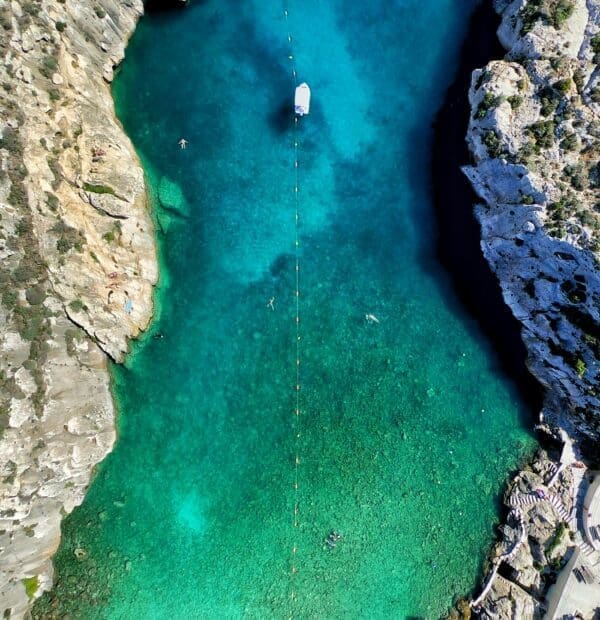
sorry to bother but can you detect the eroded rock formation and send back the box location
[463,0,600,617]
[0,1,156,616]
[466,0,599,451]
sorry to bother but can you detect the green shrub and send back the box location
[15,218,31,236]
[546,196,576,237]
[8,181,28,209]
[550,56,569,72]
[476,92,503,119]
[575,357,586,377]
[52,219,85,254]
[516,141,536,164]
[551,0,575,29]
[0,9,12,31]
[483,131,505,158]
[527,120,555,149]
[539,86,560,117]
[46,157,61,189]
[573,69,585,93]
[48,89,60,102]
[55,21,66,32]
[29,337,49,363]
[57,235,84,253]
[554,78,571,93]
[45,192,59,211]
[20,3,38,19]
[83,182,115,195]
[56,237,70,253]
[102,220,121,244]
[548,225,566,238]
[22,576,38,599]
[522,194,535,205]
[22,1,39,16]
[583,333,600,359]
[13,304,48,341]
[22,359,37,373]
[0,128,23,155]
[69,299,87,313]
[94,6,106,18]
[13,263,38,283]
[2,289,19,311]
[507,95,523,110]
[520,0,544,34]
[562,164,586,190]
[577,210,599,229]
[560,132,578,151]
[40,55,58,79]
[475,92,502,119]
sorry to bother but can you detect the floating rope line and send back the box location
[283,4,301,615]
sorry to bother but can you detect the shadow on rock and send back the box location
[144,0,192,14]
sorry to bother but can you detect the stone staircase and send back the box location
[474,455,599,611]
[471,508,528,608]
[508,491,571,521]
[580,541,596,557]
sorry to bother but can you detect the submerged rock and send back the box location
[158,176,189,216]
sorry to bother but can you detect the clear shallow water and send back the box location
[34,1,535,618]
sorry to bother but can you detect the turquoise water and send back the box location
[34,1,535,618]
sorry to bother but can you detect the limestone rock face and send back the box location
[464,0,600,617]
[0,1,155,616]
[465,0,600,452]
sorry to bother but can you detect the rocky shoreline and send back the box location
[454,0,600,617]
[1,0,598,618]
[0,1,156,616]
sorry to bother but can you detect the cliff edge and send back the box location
[0,0,155,616]
[466,0,599,451]
[462,0,600,617]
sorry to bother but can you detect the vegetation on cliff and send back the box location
[0,0,156,616]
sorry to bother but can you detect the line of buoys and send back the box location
[282,3,302,614]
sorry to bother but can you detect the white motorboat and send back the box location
[294,83,311,116]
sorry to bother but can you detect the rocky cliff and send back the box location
[466,0,599,454]
[462,0,600,616]
[0,0,155,616]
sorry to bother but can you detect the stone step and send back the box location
[547,494,570,520]
[508,492,570,521]
[580,541,595,557]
